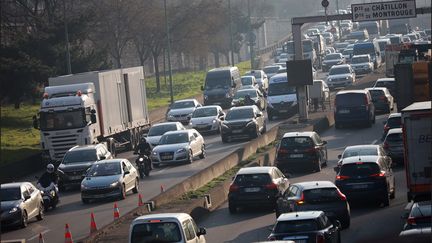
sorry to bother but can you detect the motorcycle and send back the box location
[37,182,59,211]
[135,153,152,178]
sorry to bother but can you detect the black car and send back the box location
[268,211,341,242]
[335,156,395,206]
[276,181,351,228]
[334,90,375,128]
[57,144,112,191]
[228,166,289,213]
[221,105,266,143]
[383,128,404,164]
[275,131,328,173]
[382,112,401,140]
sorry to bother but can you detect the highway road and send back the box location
[198,112,410,243]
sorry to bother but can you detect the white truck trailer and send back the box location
[34,66,150,163]
[401,101,432,202]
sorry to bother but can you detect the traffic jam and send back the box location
[1,1,431,243]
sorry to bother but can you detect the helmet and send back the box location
[140,136,147,143]
[46,164,55,173]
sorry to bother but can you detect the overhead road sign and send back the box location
[352,0,417,22]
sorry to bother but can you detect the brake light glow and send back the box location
[407,217,416,225]
[336,175,350,180]
[229,184,239,192]
[305,147,318,153]
[370,171,386,178]
[265,183,278,190]
[149,219,161,223]
[278,148,289,154]
[296,192,305,205]
[337,188,347,201]
[383,124,390,132]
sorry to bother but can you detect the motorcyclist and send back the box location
[38,164,59,200]
[134,136,152,171]
[244,94,255,106]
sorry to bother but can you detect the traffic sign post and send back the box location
[352,0,417,22]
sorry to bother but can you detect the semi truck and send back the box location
[401,101,432,202]
[33,66,150,163]
[385,43,431,77]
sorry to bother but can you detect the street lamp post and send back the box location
[247,0,255,69]
[63,0,72,74]
[164,0,174,104]
[228,0,235,66]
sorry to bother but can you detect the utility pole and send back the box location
[164,0,174,104]
[228,0,235,66]
[336,0,342,41]
[63,0,72,74]
[247,0,255,69]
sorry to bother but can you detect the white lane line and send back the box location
[28,229,50,241]
[372,139,378,145]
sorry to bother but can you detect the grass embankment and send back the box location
[0,61,252,166]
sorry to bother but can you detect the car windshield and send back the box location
[274,219,318,233]
[353,44,375,55]
[352,56,369,63]
[375,81,394,88]
[159,133,189,144]
[329,67,350,75]
[280,137,314,148]
[368,90,385,99]
[63,149,98,164]
[304,188,340,203]
[334,43,349,49]
[171,101,195,109]
[226,109,254,120]
[303,41,313,52]
[234,173,271,186]
[87,162,121,177]
[192,107,217,118]
[386,132,403,142]
[339,162,380,176]
[39,109,87,131]
[204,78,230,90]
[325,54,341,60]
[264,66,280,74]
[148,124,177,136]
[386,117,401,127]
[342,49,353,56]
[342,147,378,158]
[245,71,262,79]
[131,222,182,243]
[234,90,257,99]
[1,187,21,201]
[268,82,296,96]
[241,77,254,86]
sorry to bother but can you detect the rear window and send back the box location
[375,81,394,88]
[280,137,314,148]
[234,173,271,186]
[368,90,385,98]
[339,163,380,176]
[131,222,182,243]
[304,188,340,203]
[386,117,401,127]
[386,133,403,142]
[342,147,378,158]
[274,219,318,233]
[336,93,366,106]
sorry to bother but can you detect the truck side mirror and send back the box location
[32,115,39,130]
[90,114,97,124]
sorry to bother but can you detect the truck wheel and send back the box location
[199,145,206,159]
[187,150,193,164]
[228,202,237,214]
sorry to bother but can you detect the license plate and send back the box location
[161,155,173,160]
[279,109,288,113]
[339,109,350,114]
[244,187,260,192]
[352,184,368,189]
[69,175,82,180]
[290,154,303,158]
[232,129,243,134]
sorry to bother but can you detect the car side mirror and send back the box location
[201,85,204,91]
[24,194,31,201]
[220,116,225,121]
[337,154,342,159]
[124,171,130,176]
[333,220,342,229]
[197,227,207,236]
[90,113,97,124]
[32,115,39,130]
[333,167,340,173]
[99,155,106,160]
[256,113,262,117]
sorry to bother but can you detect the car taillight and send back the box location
[278,148,289,154]
[383,124,390,132]
[296,192,305,205]
[337,188,347,201]
[229,184,239,192]
[370,171,386,178]
[305,147,318,153]
[265,183,278,190]
[316,233,325,243]
[379,96,388,102]
[383,141,389,149]
[267,236,276,241]
[336,175,350,180]
[407,217,416,225]
[364,96,369,110]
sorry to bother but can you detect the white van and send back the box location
[129,213,206,243]
[266,73,298,120]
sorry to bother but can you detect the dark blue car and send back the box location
[334,90,375,129]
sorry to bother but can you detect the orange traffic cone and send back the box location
[90,212,98,234]
[138,194,144,206]
[113,202,120,220]
[38,232,45,243]
[64,223,73,243]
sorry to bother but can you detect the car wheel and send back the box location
[82,198,90,204]
[382,188,390,207]
[228,202,237,214]
[251,126,259,139]
[36,203,44,221]
[21,210,28,228]
[132,179,139,193]
[199,145,206,159]
[390,185,396,199]
[120,184,127,200]
[342,214,350,229]
[335,122,341,129]
[187,150,193,164]
[314,160,322,172]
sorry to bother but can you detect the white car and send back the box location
[150,129,205,167]
[326,64,356,89]
[166,99,202,125]
[189,105,225,134]
[350,54,374,75]
[263,65,283,80]
[244,70,269,92]
[145,122,186,148]
[240,75,259,90]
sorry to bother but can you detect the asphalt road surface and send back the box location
[197,112,410,243]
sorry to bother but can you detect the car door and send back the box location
[320,215,339,243]
[22,185,36,218]
[189,133,199,157]
[255,108,264,130]
[122,161,133,192]
[278,185,299,213]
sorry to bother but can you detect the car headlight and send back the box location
[176,148,187,153]
[167,114,174,118]
[110,181,119,188]
[152,151,158,156]
[138,157,144,162]
[212,119,217,124]
[57,168,64,174]
[225,93,230,98]
[81,184,89,190]
[267,100,274,108]
[327,78,332,82]
[345,76,349,80]
[9,207,18,214]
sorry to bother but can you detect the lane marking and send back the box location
[28,229,50,241]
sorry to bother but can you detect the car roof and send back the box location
[376,78,395,82]
[152,122,181,127]
[174,99,196,103]
[388,112,402,118]
[237,88,257,93]
[387,128,402,134]
[95,159,124,164]
[195,105,220,110]
[331,64,350,68]
[1,182,28,188]
[237,166,275,175]
[344,144,380,150]
[292,181,336,190]
[70,145,99,151]
[352,54,370,58]
[336,89,368,95]
[277,211,324,222]
[163,130,191,135]
[132,213,192,224]
[282,131,316,138]
[228,105,256,111]
[341,155,381,164]
[365,87,387,91]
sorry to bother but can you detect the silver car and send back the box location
[326,64,356,89]
[244,70,269,92]
[189,105,225,134]
[166,99,202,125]
[80,159,139,203]
[151,129,205,167]
[145,122,186,148]
[351,54,374,75]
